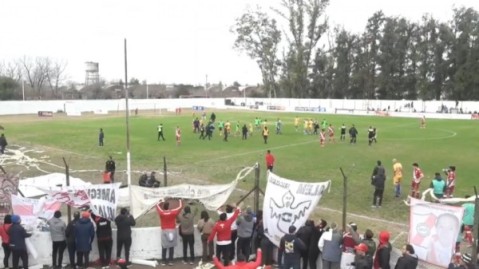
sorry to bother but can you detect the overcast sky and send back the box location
[1,0,478,86]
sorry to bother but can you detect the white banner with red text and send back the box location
[263,171,331,247]
[11,194,62,227]
[37,183,120,220]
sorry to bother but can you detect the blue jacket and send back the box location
[8,223,31,251]
[74,218,95,252]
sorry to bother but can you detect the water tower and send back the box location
[85,62,99,85]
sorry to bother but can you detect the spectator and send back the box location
[93,214,113,269]
[156,199,183,266]
[197,210,215,262]
[178,205,197,265]
[297,220,315,269]
[373,231,391,269]
[278,225,306,269]
[105,156,116,183]
[309,219,327,269]
[8,215,31,269]
[395,244,418,269]
[236,207,255,261]
[48,210,67,269]
[351,243,373,269]
[115,208,136,265]
[213,249,262,269]
[65,212,80,269]
[319,222,342,269]
[0,215,12,269]
[0,134,7,154]
[208,204,240,266]
[75,211,95,268]
[361,229,376,258]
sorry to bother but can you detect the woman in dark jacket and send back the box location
[75,211,95,268]
[8,215,31,269]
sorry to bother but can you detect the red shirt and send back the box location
[208,208,240,244]
[447,171,456,186]
[0,223,11,244]
[265,153,275,167]
[413,167,424,183]
[156,200,183,229]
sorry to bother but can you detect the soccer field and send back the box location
[1,110,478,226]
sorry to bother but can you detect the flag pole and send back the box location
[124,38,132,209]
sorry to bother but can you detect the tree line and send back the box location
[232,0,479,100]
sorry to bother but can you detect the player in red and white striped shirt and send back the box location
[444,166,456,198]
[411,163,424,198]
[319,129,326,147]
[327,124,335,143]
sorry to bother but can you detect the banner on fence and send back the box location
[263,172,331,247]
[0,173,20,222]
[408,198,464,268]
[37,183,120,220]
[11,194,62,226]
[130,181,238,219]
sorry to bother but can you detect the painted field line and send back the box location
[320,207,408,228]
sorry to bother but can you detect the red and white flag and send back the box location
[11,194,62,226]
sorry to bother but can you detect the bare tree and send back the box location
[46,60,68,98]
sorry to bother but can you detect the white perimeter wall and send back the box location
[1,98,478,119]
[0,227,203,266]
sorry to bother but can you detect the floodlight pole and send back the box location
[340,167,347,232]
[163,156,168,187]
[124,38,132,208]
[62,157,72,224]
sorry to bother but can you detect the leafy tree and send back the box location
[275,0,329,98]
[232,7,281,98]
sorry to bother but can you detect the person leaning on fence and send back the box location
[115,208,136,266]
[65,211,80,269]
[236,207,255,261]
[197,210,215,262]
[9,215,31,269]
[178,205,197,265]
[92,213,113,269]
[208,204,240,266]
[157,199,183,266]
[48,210,67,269]
[75,211,95,269]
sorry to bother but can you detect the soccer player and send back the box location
[392,159,403,198]
[294,117,300,132]
[411,163,424,198]
[327,124,335,143]
[319,129,326,147]
[367,126,374,146]
[340,124,346,141]
[444,166,456,198]
[175,126,181,146]
[420,116,426,129]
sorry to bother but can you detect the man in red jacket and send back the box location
[208,205,240,266]
[156,199,183,266]
[265,150,275,172]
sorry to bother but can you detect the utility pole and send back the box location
[124,38,132,207]
[340,167,348,232]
